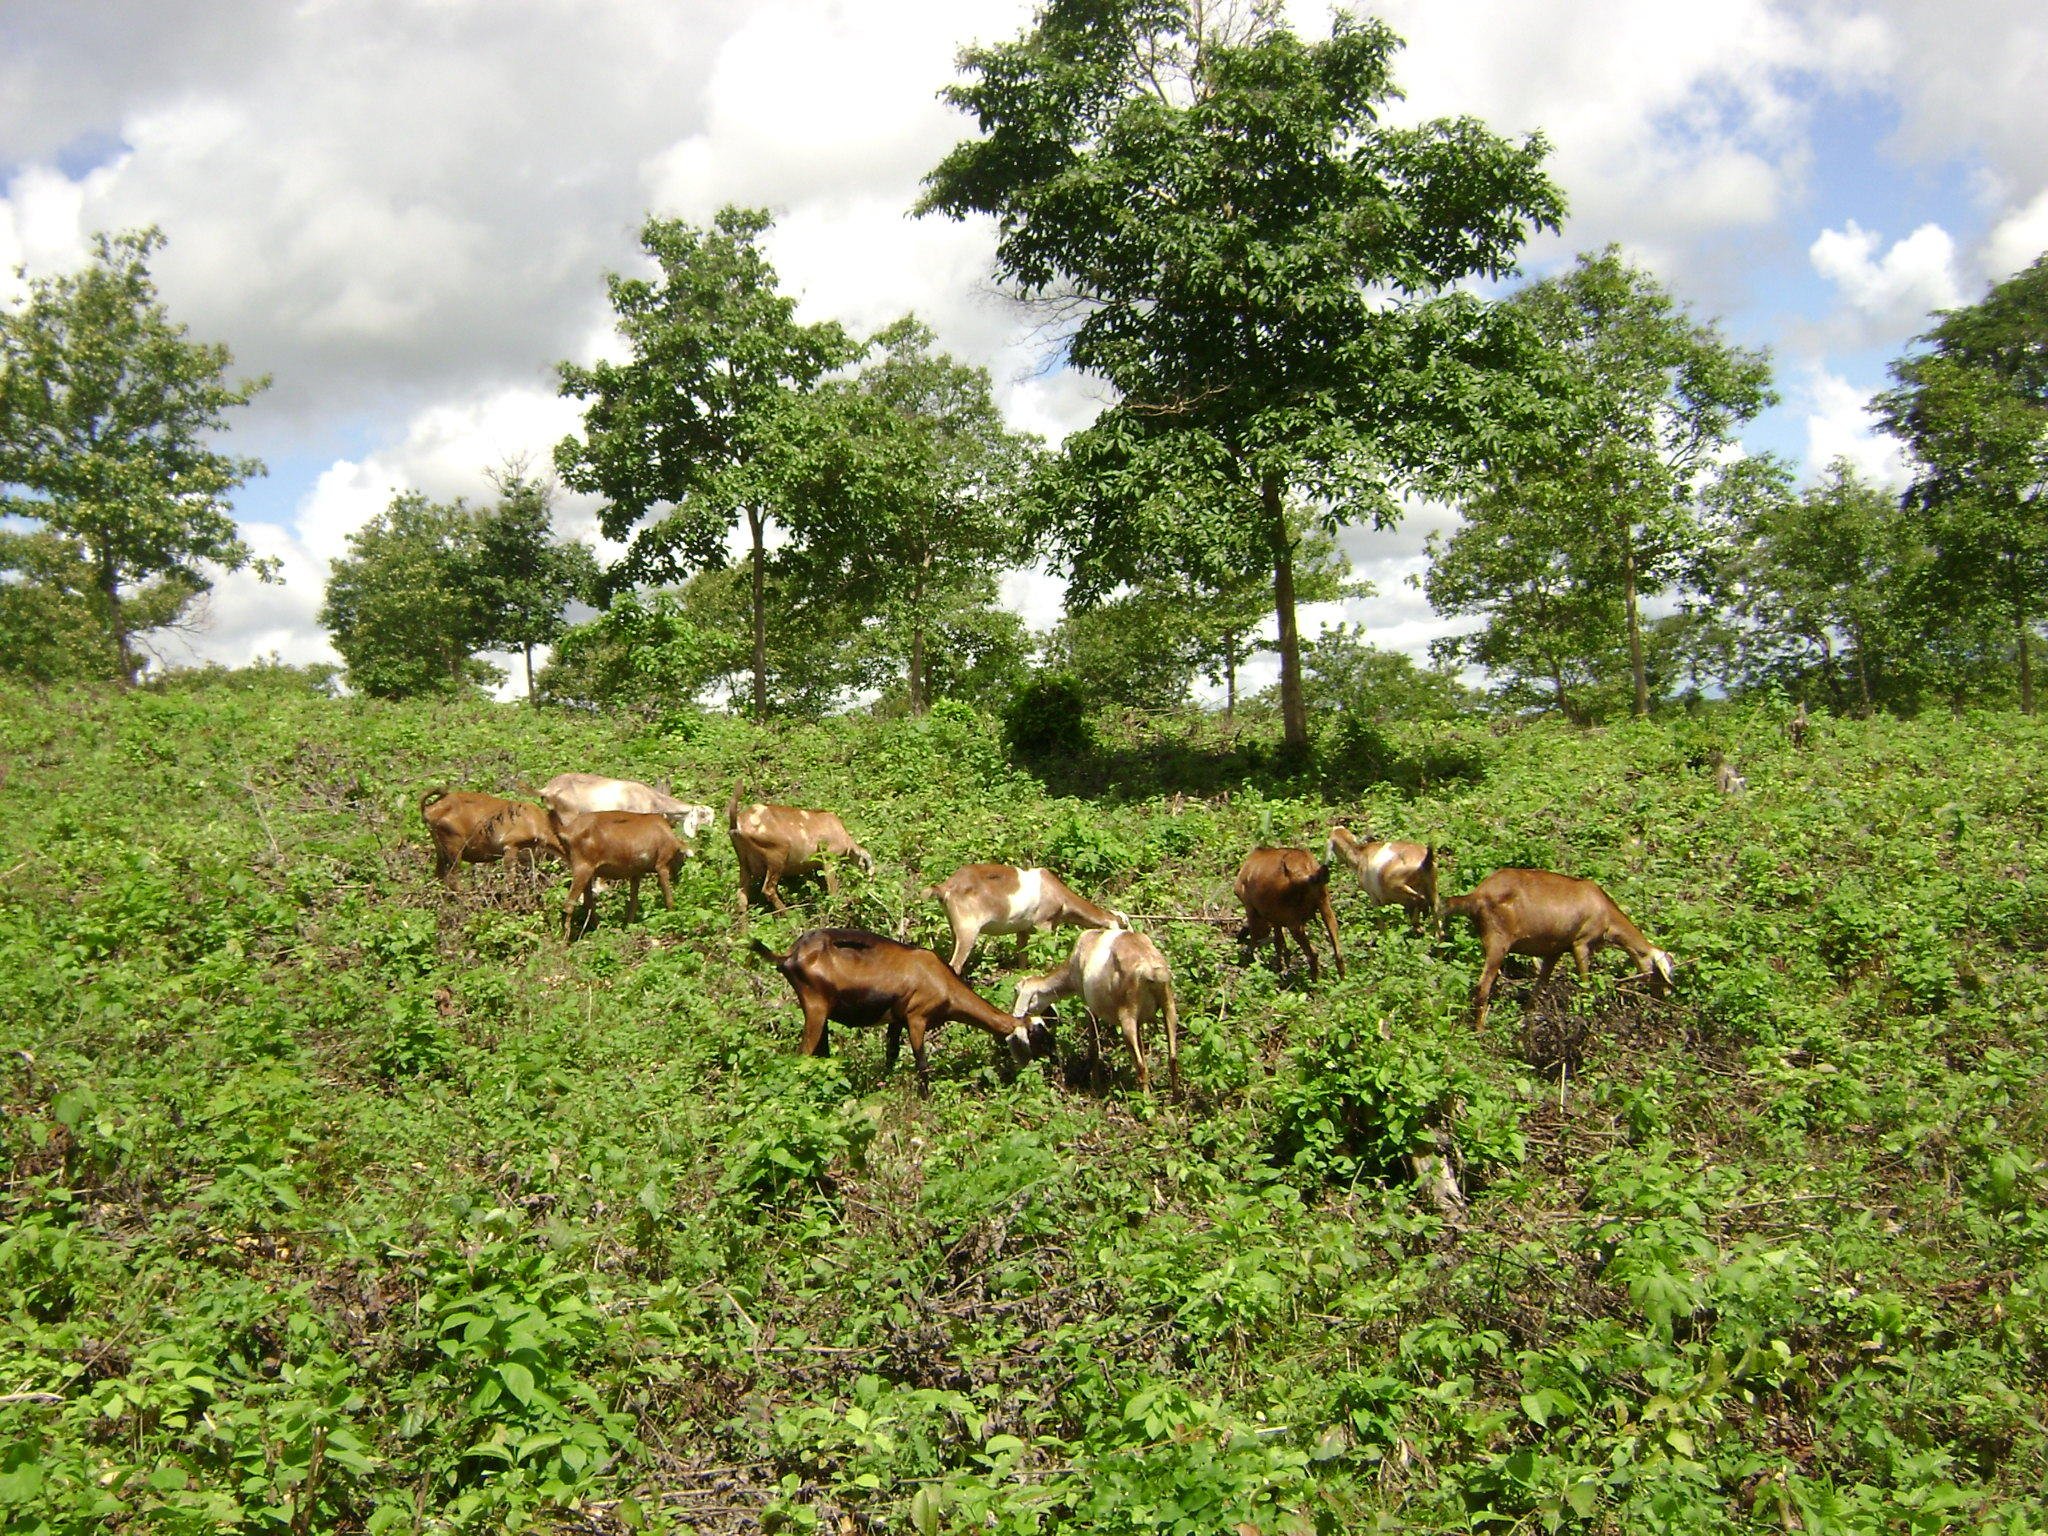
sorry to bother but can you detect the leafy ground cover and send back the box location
[2,672,2044,1533]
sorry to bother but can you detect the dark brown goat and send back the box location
[727,783,874,920]
[548,807,690,939]
[750,928,1053,1090]
[420,789,559,891]
[1234,846,1345,981]
[1444,868,1675,1030]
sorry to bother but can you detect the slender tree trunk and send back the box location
[2019,606,2035,715]
[1552,662,1573,725]
[908,561,928,716]
[1623,542,1648,718]
[746,507,767,721]
[1851,631,1872,715]
[524,643,537,706]
[1264,473,1307,755]
[1225,650,1237,719]
[99,558,135,688]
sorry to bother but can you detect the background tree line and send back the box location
[3,2,2042,728]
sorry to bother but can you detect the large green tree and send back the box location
[779,317,1037,714]
[920,0,1562,753]
[1423,494,1627,722]
[470,468,600,703]
[1454,247,1777,717]
[320,494,499,699]
[1875,253,2048,712]
[555,208,857,719]
[1732,458,1926,712]
[0,227,270,682]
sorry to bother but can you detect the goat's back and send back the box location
[1234,846,1329,917]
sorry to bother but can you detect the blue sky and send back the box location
[3,0,2044,683]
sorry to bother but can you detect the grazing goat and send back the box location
[1444,868,1674,1030]
[548,807,690,940]
[925,863,1128,973]
[1014,928,1179,1094]
[751,928,1053,1090]
[1326,826,1440,925]
[420,789,560,891]
[1787,701,1810,748]
[1712,753,1747,795]
[540,773,716,838]
[726,783,874,919]
[1234,847,1345,981]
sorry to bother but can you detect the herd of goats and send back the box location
[418,765,1681,1094]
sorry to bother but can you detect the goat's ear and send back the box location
[1651,949,1676,986]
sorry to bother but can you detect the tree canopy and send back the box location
[921,0,1562,751]
[1427,247,1777,717]
[0,227,270,681]
[555,208,857,718]
[1875,254,2048,712]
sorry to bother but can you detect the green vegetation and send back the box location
[4,673,2044,1533]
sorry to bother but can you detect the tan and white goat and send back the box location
[726,783,874,920]
[1013,928,1179,1094]
[1326,826,1440,925]
[924,863,1127,973]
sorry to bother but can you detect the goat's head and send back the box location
[849,843,876,875]
[1648,948,1677,994]
[1007,1010,1057,1063]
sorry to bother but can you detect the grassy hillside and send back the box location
[2,673,2044,1534]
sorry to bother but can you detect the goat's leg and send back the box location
[907,1013,932,1093]
[1473,936,1510,1029]
[797,995,831,1058]
[1118,1006,1148,1095]
[655,863,675,910]
[761,854,790,913]
[625,875,643,924]
[1320,891,1345,979]
[1162,985,1180,1095]
[564,871,593,940]
[1270,925,1288,976]
[885,1016,904,1074]
[1572,942,1594,984]
[1299,924,1322,983]
[948,920,982,975]
[823,862,840,899]
[436,846,459,891]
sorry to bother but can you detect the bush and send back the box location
[1003,672,1094,760]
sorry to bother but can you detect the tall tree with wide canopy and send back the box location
[320,493,501,700]
[1875,253,2048,713]
[920,0,1562,753]
[1470,247,1777,717]
[555,208,856,718]
[1732,458,1926,711]
[470,468,599,704]
[0,227,270,682]
[780,317,1038,714]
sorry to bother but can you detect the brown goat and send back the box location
[750,928,1053,1090]
[420,789,560,891]
[925,863,1128,973]
[1787,700,1810,748]
[1326,826,1440,925]
[727,783,874,920]
[1444,868,1675,1030]
[548,807,691,939]
[1014,928,1179,1094]
[1234,846,1345,981]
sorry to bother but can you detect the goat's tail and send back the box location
[420,787,449,814]
[726,779,745,829]
[748,938,787,968]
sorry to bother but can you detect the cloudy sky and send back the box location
[4,0,2045,690]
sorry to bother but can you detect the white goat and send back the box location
[1013,928,1179,1094]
